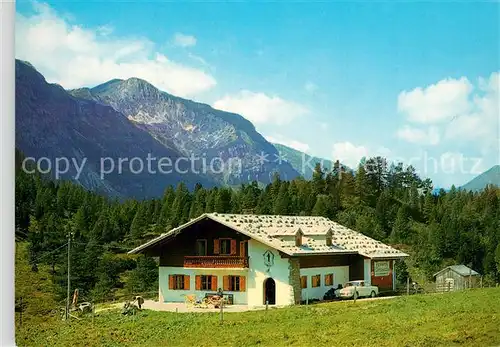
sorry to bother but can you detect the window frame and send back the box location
[300,275,308,289]
[325,273,334,286]
[196,239,207,256]
[228,275,241,291]
[219,238,232,255]
[312,274,321,288]
[295,233,302,247]
[173,275,185,290]
[200,275,212,290]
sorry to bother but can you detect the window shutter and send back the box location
[230,239,237,255]
[240,241,246,257]
[223,276,230,291]
[301,276,307,288]
[184,275,190,290]
[195,275,201,290]
[214,239,220,254]
[211,276,218,291]
[239,276,246,292]
[169,275,174,289]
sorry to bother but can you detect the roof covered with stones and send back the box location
[129,213,408,259]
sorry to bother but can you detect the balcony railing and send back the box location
[184,256,249,268]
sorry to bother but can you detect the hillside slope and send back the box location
[16,288,500,347]
[70,79,300,186]
[15,60,213,198]
[461,165,500,192]
[273,143,339,178]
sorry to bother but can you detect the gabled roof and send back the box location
[128,213,409,258]
[433,265,480,277]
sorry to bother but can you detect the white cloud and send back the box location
[398,77,472,124]
[396,71,499,156]
[331,142,392,168]
[15,3,215,97]
[445,72,499,151]
[332,142,369,168]
[304,82,318,93]
[396,125,440,145]
[213,90,309,125]
[173,32,197,47]
[265,135,310,153]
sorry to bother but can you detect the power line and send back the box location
[71,241,134,251]
[32,242,68,263]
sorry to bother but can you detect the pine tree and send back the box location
[189,187,206,218]
[423,193,435,222]
[311,195,331,217]
[170,183,191,227]
[129,204,149,240]
[311,163,325,196]
[215,188,232,213]
[391,205,410,242]
[273,182,290,215]
[158,186,175,227]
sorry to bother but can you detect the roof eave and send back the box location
[365,253,409,259]
[291,250,358,256]
[127,213,210,254]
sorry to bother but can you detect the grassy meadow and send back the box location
[16,287,500,347]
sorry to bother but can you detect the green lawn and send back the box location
[16,288,500,347]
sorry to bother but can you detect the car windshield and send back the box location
[345,281,362,287]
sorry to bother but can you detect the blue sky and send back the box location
[15,1,499,188]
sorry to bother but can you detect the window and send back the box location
[174,275,184,289]
[196,239,207,256]
[312,275,321,287]
[223,275,246,292]
[201,275,211,290]
[326,235,332,247]
[195,275,217,291]
[220,239,232,255]
[325,274,334,286]
[230,276,240,291]
[169,274,190,290]
[301,276,308,289]
[295,233,302,247]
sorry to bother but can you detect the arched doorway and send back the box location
[264,278,276,305]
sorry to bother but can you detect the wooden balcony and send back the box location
[184,256,249,268]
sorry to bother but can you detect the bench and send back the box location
[204,293,234,305]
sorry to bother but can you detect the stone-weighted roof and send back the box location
[129,213,408,259]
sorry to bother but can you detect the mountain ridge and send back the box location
[460,165,500,192]
[15,59,300,198]
[70,76,299,185]
[273,143,346,178]
[15,59,215,199]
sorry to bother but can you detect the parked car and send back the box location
[335,280,378,299]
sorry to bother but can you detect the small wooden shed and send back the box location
[434,265,481,292]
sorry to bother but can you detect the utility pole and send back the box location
[65,232,71,321]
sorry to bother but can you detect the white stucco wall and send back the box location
[158,239,294,307]
[300,266,349,301]
[247,239,294,307]
[364,259,372,285]
[392,261,396,290]
[159,267,249,304]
